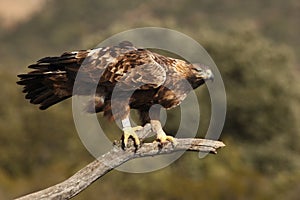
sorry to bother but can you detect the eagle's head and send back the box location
[192,63,214,81]
[190,63,214,87]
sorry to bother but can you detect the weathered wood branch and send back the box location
[15,124,225,200]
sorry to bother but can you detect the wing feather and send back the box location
[115,50,166,90]
[17,41,168,110]
[75,45,167,91]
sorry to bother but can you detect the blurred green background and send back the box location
[0,0,299,199]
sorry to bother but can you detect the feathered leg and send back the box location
[148,106,175,143]
[106,98,143,148]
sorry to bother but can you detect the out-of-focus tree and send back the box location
[198,27,300,174]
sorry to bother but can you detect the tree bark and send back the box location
[15,124,225,200]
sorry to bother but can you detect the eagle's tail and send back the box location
[17,53,80,110]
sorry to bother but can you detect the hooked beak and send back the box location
[205,69,214,82]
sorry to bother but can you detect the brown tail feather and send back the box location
[17,52,83,109]
[17,72,72,109]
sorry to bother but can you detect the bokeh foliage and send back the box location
[0,0,299,199]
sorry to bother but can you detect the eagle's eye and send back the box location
[194,67,203,72]
[191,63,204,73]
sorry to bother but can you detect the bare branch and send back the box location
[15,124,225,200]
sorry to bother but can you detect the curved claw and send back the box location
[156,134,176,144]
[122,126,143,148]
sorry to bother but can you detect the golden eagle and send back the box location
[17,41,214,147]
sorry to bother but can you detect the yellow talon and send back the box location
[150,119,176,146]
[156,134,175,144]
[122,126,143,148]
[156,131,177,146]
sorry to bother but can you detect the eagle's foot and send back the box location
[122,126,143,149]
[155,132,177,147]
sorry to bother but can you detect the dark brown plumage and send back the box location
[17,41,213,146]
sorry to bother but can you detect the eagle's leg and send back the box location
[149,106,175,144]
[151,119,175,143]
[121,117,142,148]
